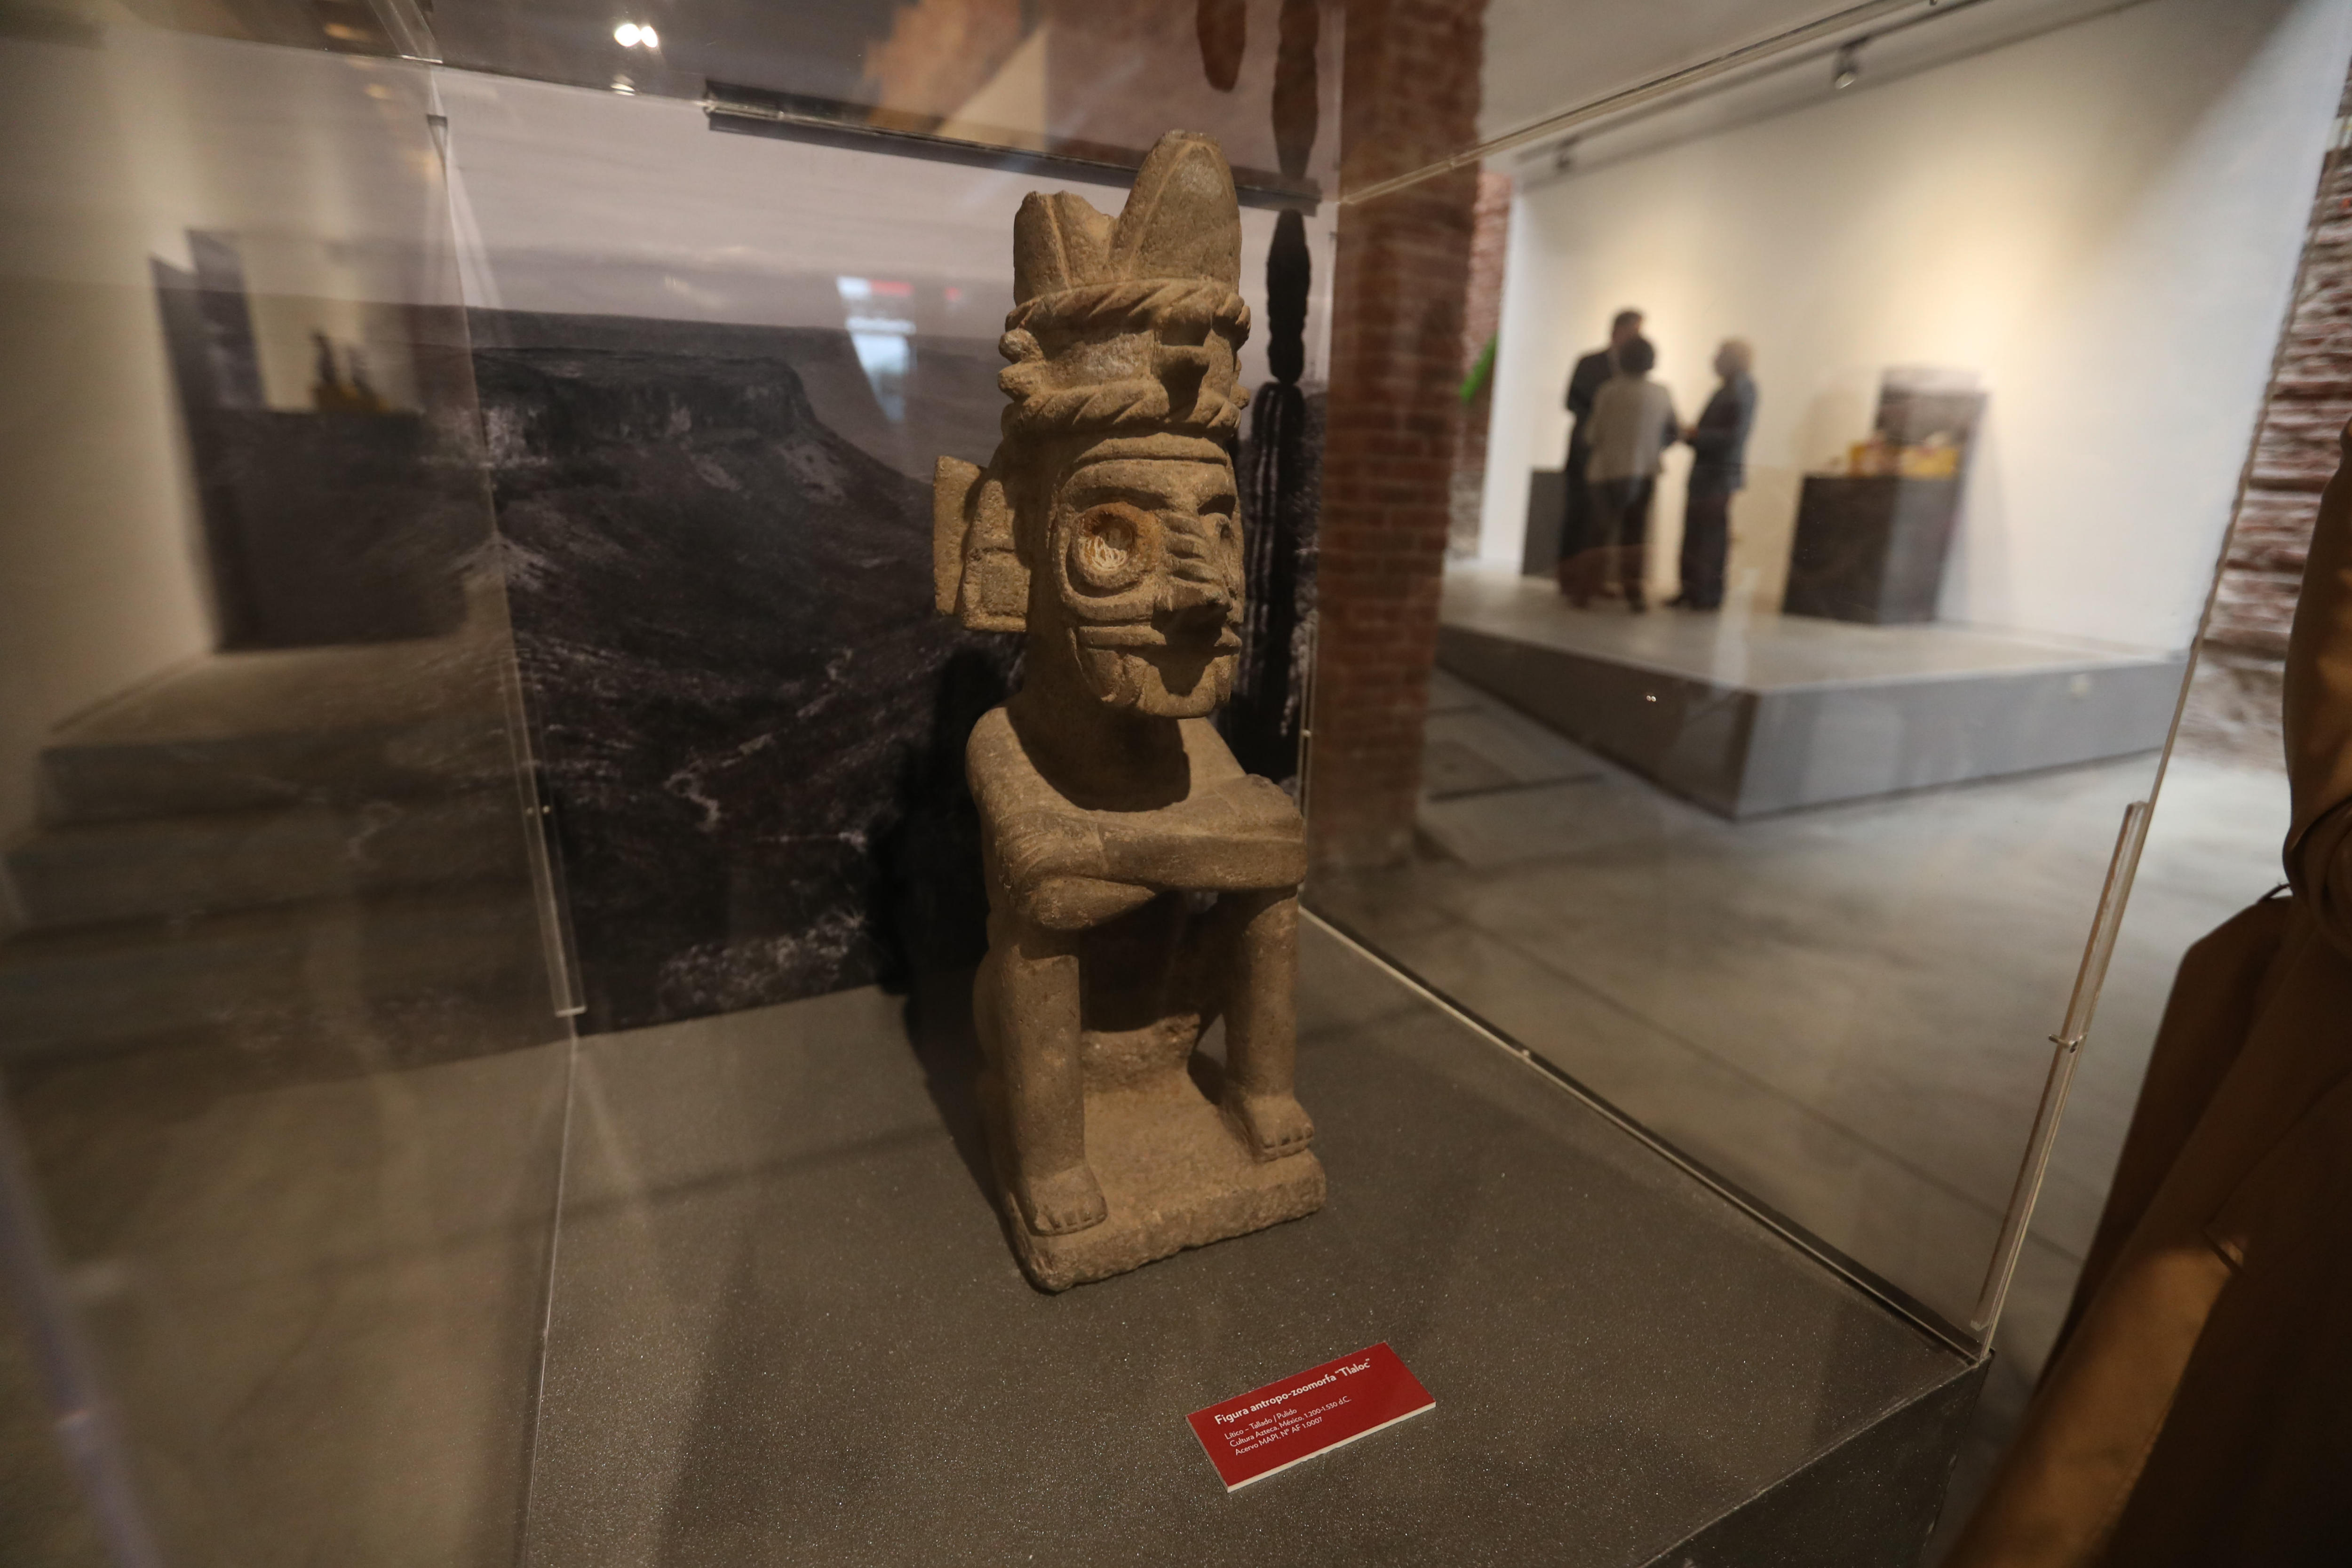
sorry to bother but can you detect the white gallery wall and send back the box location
[1479,0,2352,651]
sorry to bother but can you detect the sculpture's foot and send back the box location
[1223,1090,1315,1162]
[1015,1162,1109,1236]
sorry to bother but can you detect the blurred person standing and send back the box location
[1670,339,1757,612]
[1560,309,1644,574]
[1566,336,1677,612]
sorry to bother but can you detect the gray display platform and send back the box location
[1438,567,2184,818]
[521,921,1981,1566]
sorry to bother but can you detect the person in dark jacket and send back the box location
[1669,338,1756,612]
[1560,309,1644,573]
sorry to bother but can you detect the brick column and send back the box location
[1449,170,1513,555]
[1306,0,1487,868]
[2182,78,2352,762]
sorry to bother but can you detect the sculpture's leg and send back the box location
[1217,890,1314,1161]
[988,909,1108,1234]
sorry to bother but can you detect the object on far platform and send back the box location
[1785,368,1985,625]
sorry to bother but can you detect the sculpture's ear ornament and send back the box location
[933,455,1028,633]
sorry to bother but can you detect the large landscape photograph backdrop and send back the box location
[475,309,1021,1032]
[477,309,1320,1034]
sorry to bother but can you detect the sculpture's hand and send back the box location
[1157,774,1304,840]
[994,808,1112,889]
[1025,876,1160,932]
[991,810,1158,931]
[988,777,1304,928]
[1096,775,1306,891]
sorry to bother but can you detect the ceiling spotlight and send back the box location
[614,21,658,48]
[1832,41,1862,90]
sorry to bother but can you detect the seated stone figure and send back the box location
[933,131,1324,1290]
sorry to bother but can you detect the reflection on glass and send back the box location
[0,24,569,1565]
[428,0,1340,207]
[438,64,1333,1033]
[2,0,2343,1559]
[1314,0,2349,1360]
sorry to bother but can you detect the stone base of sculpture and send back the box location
[978,1050,1325,1293]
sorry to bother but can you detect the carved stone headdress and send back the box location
[934,132,1252,633]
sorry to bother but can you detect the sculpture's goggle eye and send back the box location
[1067,502,1160,595]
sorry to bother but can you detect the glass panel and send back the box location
[513,911,1973,1560]
[1308,0,2348,1358]
[431,0,1342,206]
[11,0,2336,1555]
[435,62,1335,1033]
[417,35,1369,1561]
[0,15,571,1565]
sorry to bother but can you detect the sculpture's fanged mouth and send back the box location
[1074,624,1242,653]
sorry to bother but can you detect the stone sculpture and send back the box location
[933,131,1323,1291]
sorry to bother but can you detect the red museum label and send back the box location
[1186,1342,1435,1490]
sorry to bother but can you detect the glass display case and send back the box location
[2,1,2343,1563]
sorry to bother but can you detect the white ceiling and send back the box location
[1480,0,2159,177]
[1477,0,1913,142]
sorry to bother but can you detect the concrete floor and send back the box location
[1314,658,2291,1554]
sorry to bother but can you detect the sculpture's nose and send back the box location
[1160,574,1232,635]
[1152,512,1232,635]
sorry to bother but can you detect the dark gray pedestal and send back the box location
[187,409,483,649]
[1523,469,1567,576]
[1782,476,1962,626]
[520,923,1981,1566]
